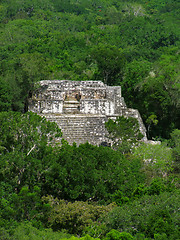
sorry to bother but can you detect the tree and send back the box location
[0,111,62,225]
[105,116,143,153]
[105,229,133,240]
[121,59,152,108]
[0,111,61,194]
[105,191,180,239]
[0,111,62,154]
[43,195,114,234]
[41,141,145,202]
[133,142,173,179]
[90,44,126,85]
[170,129,180,174]
[136,49,180,138]
[0,78,12,111]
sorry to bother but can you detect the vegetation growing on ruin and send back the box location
[0,0,180,239]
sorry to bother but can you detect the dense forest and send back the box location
[0,0,180,239]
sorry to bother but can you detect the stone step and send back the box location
[42,114,110,145]
[63,100,80,114]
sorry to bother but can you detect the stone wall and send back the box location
[28,80,147,145]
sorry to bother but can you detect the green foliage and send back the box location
[133,142,173,178]
[0,111,61,194]
[132,183,147,199]
[49,144,144,201]
[0,220,103,240]
[170,129,180,175]
[43,195,114,234]
[0,111,61,154]
[0,112,145,229]
[0,111,61,224]
[105,190,180,239]
[112,177,176,205]
[90,44,126,85]
[121,59,152,108]
[0,0,179,237]
[42,142,145,201]
[105,116,143,153]
[135,50,180,138]
[146,114,158,138]
[147,178,166,195]
[0,78,12,111]
[0,185,43,224]
[105,229,133,240]
[0,221,72,240]
[112,190,129,206]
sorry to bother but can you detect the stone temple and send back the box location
[28,80,147,145]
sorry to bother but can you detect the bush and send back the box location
[43,196,115,234]
[105,116,143,154]
[0,221,71,240]
[132,142,173,179]
[105,229,134,240]
[43,142,145,202]
[104,191,180,239]
[170,129,180,175]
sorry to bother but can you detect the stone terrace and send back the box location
[28,80,147,145]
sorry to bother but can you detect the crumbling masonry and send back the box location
[28,80,147,145]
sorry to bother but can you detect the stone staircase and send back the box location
[43,114,109,145]
[63,100,80,114]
